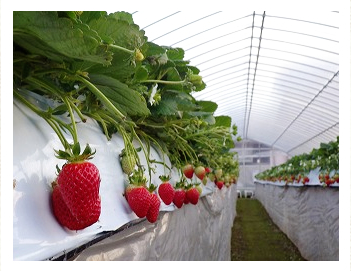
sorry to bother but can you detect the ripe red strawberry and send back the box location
[57,161,101,222]
[173,188,186,208]
[158,175,175,205]
[302,176,309,184]
[52,143,101,230]
[52,183,101,230]
[183,164,194,179]
[194,166,206,180]
[216,180,224,190]
[127,185,151,218]
[334,174,339,183]
[186,187,200,205]
[205,167,211,173]
[146,193,161,223]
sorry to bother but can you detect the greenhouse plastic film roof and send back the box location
[125,11,339,157]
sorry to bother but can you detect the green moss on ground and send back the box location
[231,198,306,261]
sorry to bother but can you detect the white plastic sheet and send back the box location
[255,183,339,261]
[71,186,237,261]
[13,94,235,261]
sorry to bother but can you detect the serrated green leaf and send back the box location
[144,42,167,57]
[215,116,232,127]
[165,47,185,60]
[197,101,218,113]
[150,96,178,116]
[13,11,113,65]
[89,74,150,117]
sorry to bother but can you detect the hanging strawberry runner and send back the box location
[13,11,241,230]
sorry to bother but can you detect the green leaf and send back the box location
[144,42,167,57]
[88,74,150,117]
[197,101,218,113]
[150,96,178,116]
[134,66,149,81]
[88,14,146,51]
[13,11,113,65]
[215,116,232,127]
[165,47,185,61]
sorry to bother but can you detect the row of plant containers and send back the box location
[254,137,339,188]
[13,11,240,260]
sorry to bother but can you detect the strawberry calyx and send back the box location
[159,175,170,183]
[148,183,158,193]
[54,142,96,164]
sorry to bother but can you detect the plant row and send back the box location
[13,11,240,231]
[255,137,339,187]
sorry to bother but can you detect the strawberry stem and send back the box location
[75,75,126,121]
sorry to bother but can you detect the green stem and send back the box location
[75,75,126,121]
[109,44,134,55]
[68,99,87,123]
[13,90,70,150]
[139,79,185,85]
[62,96,78,145]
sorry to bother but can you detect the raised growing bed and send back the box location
[69,185,237,261]
[254,182,338,261]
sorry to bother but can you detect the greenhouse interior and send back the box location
[11,10,345,264]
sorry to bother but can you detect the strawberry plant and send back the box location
[255,137,339,187]
[13,11,241,230]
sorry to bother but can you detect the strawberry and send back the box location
[183,195,190,204]
[334,174,339,183]
[208,172,216,182]
[52,183,101,230]
[57,161,101,222]
[302,176,309,184]
[127,185,151,218]
[158,175,175,205]
[183,164,194,179]
[205,167,211,173]
[146,192,161,223]
[195,183,202,195]
[194,166,206,180]
[52,141,101,230]
[214,169,223,179]
[173,188,186,208]
[120,148,136,176]
[126,170,152,218]
[186,186,200,205]
[216,180,224,190]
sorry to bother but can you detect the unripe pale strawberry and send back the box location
[194,166,206,180]
[120,153,136,175]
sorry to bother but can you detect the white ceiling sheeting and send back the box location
[120,11,339,157]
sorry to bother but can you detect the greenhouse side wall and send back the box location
[255,183,339,261]
[71,185,237,261]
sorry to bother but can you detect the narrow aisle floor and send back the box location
[231,198,306,261]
